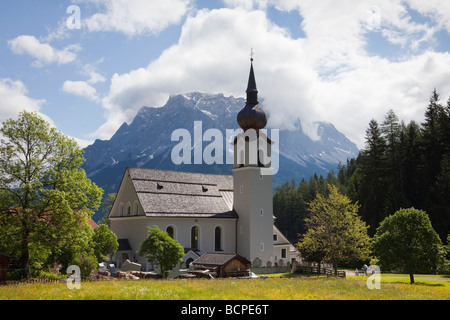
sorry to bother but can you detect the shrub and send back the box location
[70,255,98,280]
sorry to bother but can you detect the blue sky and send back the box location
[1,0,450,149]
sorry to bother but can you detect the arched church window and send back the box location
[119,203,124,216]
[126,203,131,216]
[166,226,175,239]
[191,226,199,251]
[215,226,223,251]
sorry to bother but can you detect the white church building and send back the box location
[108,60,299,272]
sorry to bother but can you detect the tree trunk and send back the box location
[20,246,30,279]
[20,227,30,279]
[409,273,415,284]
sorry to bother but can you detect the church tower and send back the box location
[233,58,274,267]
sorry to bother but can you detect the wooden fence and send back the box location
[1,277,64,286]
[294,266,346,278]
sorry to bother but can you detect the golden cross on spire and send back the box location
[250,48,254,62]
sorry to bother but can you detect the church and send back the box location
[108,59,299,273]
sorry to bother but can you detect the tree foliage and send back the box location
[298,185,371,273]
[262,90,450,271]
[0,111,103,277]
[357,119,388,234]
[98,193,116,226]
[91,224,118,263]
[273,171,351,244]
[273,179,307,243]
[336,90,450,240]
[138,225,185,278]
[372,208,445,283]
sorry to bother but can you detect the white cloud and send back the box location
[43,19,72,42]
[92,8,298,139]
[406,0,450,32]
[224,0,269,11]
[0,78,95,149]
[71,136,94,149]
[81,63,106,84]
[227,0,447,60]
[86,71,106,85]
[8,35,80,67]
[74,0,193,36]
[0,78,50,125]
[62,80,100,102]
[90,3,450,149]
[311,52,450,147]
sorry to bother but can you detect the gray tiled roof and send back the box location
[127,168,237,219]
[192,253,251,267]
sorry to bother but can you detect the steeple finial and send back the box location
[246,49,257,102]
[246,60,257,97]
[237,57,267,131]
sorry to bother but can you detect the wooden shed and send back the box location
[192,253,251,278]
[0,253,11,283]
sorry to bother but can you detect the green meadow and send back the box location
[1,274,448,300]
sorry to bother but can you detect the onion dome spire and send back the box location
[237,54,267,131]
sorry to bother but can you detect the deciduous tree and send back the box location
[91,224,118,263]
[298,185,371,274]
[138,225,185,278]
[0,111,103,277]
[371,208,445,284]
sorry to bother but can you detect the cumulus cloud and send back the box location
[90,2,450,148]
[8,35,80,67]
[0,78,49,125]
[92,8,297,139]
[0,78,94,148]
[62,63,105,103]
[224,0,269,11]
[85,69,106,85]
[62,80,100,102]
[311,52,450,146]
[406,0,450,32]
[74,0,193,36]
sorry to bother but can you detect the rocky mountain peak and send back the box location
[82,92,359,195]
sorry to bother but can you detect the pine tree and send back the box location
[421,89,445,184]
[380,109,405,213]
[444,97,450,155]
[273,180,308,244]
[401,121,422,207]
[430,154,450,240]
[358,119,388,235]
[420,90,450,241]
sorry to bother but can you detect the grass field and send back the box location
[0,273,449,300]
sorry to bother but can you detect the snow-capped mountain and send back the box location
[82,92,359,195]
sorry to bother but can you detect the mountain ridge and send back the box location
[82,92,359,199]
